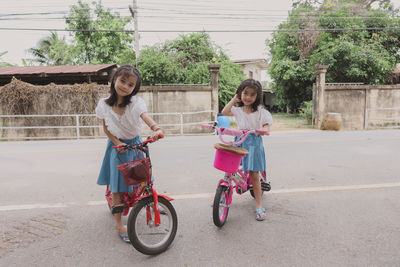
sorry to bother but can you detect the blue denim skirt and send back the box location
[97,136,143,193]
[235,134,266,172]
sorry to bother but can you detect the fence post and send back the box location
[364,108,369,129]
[180,113,184,135]
[208,64,221,121]
[75,115,80,139]
[314,65,328,129]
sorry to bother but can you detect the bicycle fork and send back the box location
[217,177,234,207]
[140,187,174,227]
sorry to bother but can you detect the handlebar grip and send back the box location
[143,138,154,144]
[199,123,212,129]
[256,129,270,136]
[112,145,126,149]
[143,133,164,144]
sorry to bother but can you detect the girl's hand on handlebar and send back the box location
[256,125,270,136]
[115,142,128,153]
[151,129,164,141]
[257,130,266,136]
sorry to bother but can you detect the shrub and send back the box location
[299,100,313,124]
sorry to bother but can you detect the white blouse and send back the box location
[231,106,273,130]
[95,96,147,139]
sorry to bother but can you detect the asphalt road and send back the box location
[0,129,399,266]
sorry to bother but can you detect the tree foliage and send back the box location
[66,0,134,64]
[137,33,245,108]
[0,51,14,67]
[268,0,400,111]
[27,32,74,65]
[25,3,244,109]
[28,0,134,65]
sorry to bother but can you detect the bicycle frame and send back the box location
[107,137,174,226]
[217,168,266,206]
[200,122,270,227]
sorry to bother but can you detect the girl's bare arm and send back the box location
[140,112,164,140]
[102,120,123,146]
[262,123,270,131]
[221,94,240,116]
[102,120,128,152]
[257,123,270,136]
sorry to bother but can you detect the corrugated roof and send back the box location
[0,64,116,75]
[0,64,118,86]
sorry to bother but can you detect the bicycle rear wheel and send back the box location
[213,185,230,227]
[127,196,178,255]
[250,172,270,198]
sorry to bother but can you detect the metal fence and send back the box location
[0,110,216,140]
[365,107,400,129]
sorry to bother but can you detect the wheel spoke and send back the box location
[128,197,177,254]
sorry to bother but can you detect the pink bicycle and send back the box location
[200,123,271,227]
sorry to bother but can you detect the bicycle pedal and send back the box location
[261,182,271,191]
[236,186,243,194]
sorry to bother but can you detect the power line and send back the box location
[1,27,400,33]
[2,15,398,22]
[0,7,395,18]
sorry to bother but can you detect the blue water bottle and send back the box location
[217,113,230,128]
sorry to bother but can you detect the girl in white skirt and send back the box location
[221,79,273,221]
[96,65,163,243]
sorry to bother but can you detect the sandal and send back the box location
[119,234,131,244]
[255,208,266,221]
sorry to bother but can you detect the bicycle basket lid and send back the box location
[214,143,248,155]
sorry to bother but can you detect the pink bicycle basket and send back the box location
[213,143,248,173]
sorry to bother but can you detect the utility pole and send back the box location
[129,0,139,64]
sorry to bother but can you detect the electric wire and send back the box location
[1,27,400,33]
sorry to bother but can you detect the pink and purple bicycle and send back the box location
[200,123,271,227]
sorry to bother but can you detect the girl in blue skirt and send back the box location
[221,79,273,221]
[95,65,163,243]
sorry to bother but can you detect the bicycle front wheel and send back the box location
[213,185,230,227]
[127,196,178,255]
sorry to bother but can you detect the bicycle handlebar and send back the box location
[112,135,163,150]
[199,123,269,145]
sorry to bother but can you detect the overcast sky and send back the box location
[1,0,400,66]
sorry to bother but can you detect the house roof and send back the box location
[0,64,117,86]
[233,58,268,69]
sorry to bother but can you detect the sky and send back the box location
[1,0,400,66]
[0,0,293,65]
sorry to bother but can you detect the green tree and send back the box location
[137,33,245,108]
[0,51,14,67]
[28,32,74,65]
[267,0,400,111]
[66,0,134,65]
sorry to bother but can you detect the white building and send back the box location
[233,58,277,110]
[233,58,270,86]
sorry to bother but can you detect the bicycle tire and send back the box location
[250,172,269,198]
[213,185,230,227]
[127,196,178,255]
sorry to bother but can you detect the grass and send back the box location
[271,112,313,129]
[228,112,313,130]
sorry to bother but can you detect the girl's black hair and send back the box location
[105,64,142,107]
[235,79,264,112]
